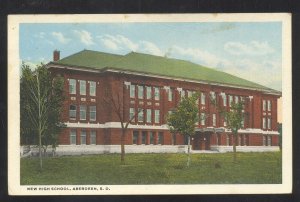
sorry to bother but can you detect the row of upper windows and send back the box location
[70,129,96,145]
[69,105,96,121]
[69,79,96,96]
[262,100,272,112]
[129,84,247,107]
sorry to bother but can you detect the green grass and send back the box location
[20,152,282,185]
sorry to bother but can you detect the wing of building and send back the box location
[46,49,281,155]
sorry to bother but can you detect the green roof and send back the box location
[52,49,279,94]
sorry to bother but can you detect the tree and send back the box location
[167,94,199,167]
[20,63,65,170]
[221,101,245,162]
[103,84,142,165]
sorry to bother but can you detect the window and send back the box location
[80,105,86,120]
[142,131,147,144]
[187,90,193,98]
[238,135,241,146]
[263,100,267,111]
[181,90,186,100]
[69,79,76,94]
[168,88,173,101]
[89,106,96,121]
[70,129,76,145]
[129,108,135,121]
[200,113,205,126]
[267,118,271,129]
[138,108,144,122]
[89,81,96,96]
[267,136,272,146]
[223,94,227,106]
[149,132,154,144]
[262,117,266,129]
[146,109,152,123]
[154,87,160,100]
[158,132,164,144]
[267,100,271,111]
[226,134,230,146]
[69,105,76,119]
[241,117,244,128]
[80,80,86,95]
[130,85,135,98]
[210,91,216,100]
[154,110,160,123]
[133,131,139,144]
[235,96,239,103]
[138,85,144,99]
[80,130,86,145]
[212,114,216,126]
[263,136,267,146]
[224,119,227,127]
[90,130,96,145]
[229,95,233,106]
[201,92,206,105]
[146,86,152,99]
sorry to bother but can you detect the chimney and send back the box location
[53,50,60,61]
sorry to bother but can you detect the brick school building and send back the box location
[46,50,281,154]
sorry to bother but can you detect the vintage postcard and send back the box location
[8,13,292,195]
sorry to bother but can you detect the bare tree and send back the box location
[103,85,142,164]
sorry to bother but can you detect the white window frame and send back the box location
[80,130,86,145]
[223,94,227,106]
[89,106,96,121]
[138,85,144,99]
[129,108,135,121]
[69,79,76,94]
[146,109,152,123]
[201,92,206,105]
[80,80,86,95]
[154,110,160,123]
[212,113,216,126]
[90,130,96,145]
[263,100,267,111]
[229,95,233,107]
[138,108,144,122]
[168,88,173,101]
[235,96,239,103]
[262,117,266,129]
[267,100,271,111]
[154,87,160,100]
[70,129,76,145]
[130,85,135,98]
[149,132,154,145]
[69,105,76,120]
[200,113,205,126]
[267,136,272,146]
[267,118,271,129]
[146,86,152,99]
[80,105,86,120]
[89,81,96,96]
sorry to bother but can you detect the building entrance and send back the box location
[193,132,211,150]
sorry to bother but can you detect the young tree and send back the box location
[221,101,245,162]
[103,85,142,165]
[20,63,65,170]
[167,94,199,167]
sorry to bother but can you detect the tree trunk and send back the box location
[187,136,191,167]
[233,133,237,163]
[120,129,126,164]
[39,130,42,171]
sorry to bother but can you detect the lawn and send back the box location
[20,152,282,185]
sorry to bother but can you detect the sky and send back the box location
[20,22,282,91]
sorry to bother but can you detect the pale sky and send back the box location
[20,22,282,91]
